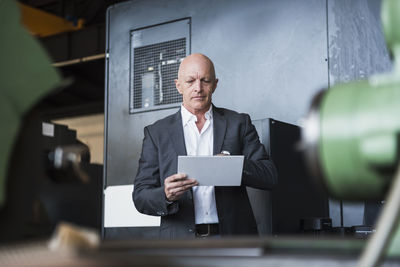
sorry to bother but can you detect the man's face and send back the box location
[175,55,218,114]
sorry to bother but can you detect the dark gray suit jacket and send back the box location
[132,105,277,238]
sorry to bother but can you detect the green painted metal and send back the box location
[318,0,400,200]
[319,80,400,199]
[387,224,400,257]
[381,0,400,60]
[0,0,61,207]
[314,0,400,258]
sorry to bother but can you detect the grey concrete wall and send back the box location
[328,0,392,85]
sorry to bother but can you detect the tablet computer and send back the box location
[177,155,244,186]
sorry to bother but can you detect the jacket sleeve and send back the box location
[240,114,278,190]
[132,126,178,216]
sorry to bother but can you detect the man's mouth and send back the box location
[192,96,205,100]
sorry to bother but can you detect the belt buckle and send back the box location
[197,224,211,237]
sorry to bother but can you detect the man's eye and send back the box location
[186,80,194,84]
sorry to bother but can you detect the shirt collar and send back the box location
[181,104,213,126]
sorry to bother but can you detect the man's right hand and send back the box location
[164,173,198,202]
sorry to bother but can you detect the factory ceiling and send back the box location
[19,0,119,27]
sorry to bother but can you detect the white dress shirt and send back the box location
[181,105,219,224]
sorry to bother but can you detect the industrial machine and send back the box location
[302,0,400,265]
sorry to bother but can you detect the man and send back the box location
[133,53,277,238]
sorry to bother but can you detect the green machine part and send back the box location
[303,0,400,201]
[0,0,61,207]
[319,80,400,199]
[302,0,400,263]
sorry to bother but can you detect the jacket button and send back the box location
[188,228,193,233]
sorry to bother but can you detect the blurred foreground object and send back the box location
[0,118,103,242]
[0,222,99,267]
[0,0,61,208]
[0,0,102,243]
[48,222,100,252]
[302,0,400,266]
[48,145,91,184]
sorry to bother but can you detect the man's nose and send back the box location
[193,80,202,92]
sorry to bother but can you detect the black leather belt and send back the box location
[195,223,219,237]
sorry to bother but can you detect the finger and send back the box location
[166,179,197,190]
[167,192,184,202]
[166,183,193,198]
[165,176,195,186]
[166,187,187,200]
[165,173,188,183]
[167,189,185,201]
[166,180,198,201]
[168,183,197,195]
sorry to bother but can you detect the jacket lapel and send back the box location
[168,109,187,156]
[213,105,227,155]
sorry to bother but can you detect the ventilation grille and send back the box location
[131,38,186,112]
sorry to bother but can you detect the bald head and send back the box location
[175,53,218,115]
[178,53,216,81]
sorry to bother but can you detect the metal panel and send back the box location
[131,39,186,112]
[249,119,272,235]
[130,19,190,113]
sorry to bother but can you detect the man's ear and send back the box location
[212,78,219,93]
[174,79,182,94]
